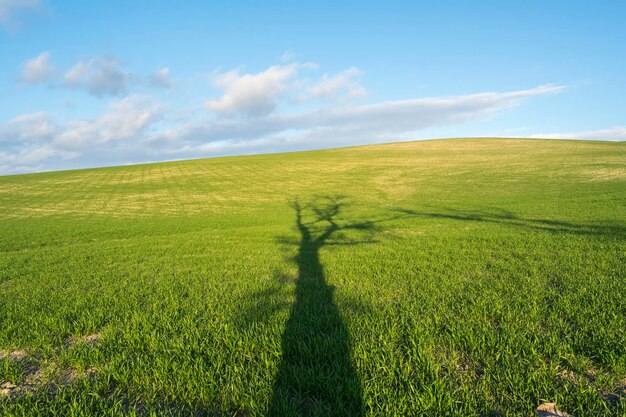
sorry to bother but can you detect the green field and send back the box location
[1,138,625,416]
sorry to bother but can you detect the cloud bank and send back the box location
[0,57,567,174]
[0,96,162,173]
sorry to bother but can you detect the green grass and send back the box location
[0,138,624,416]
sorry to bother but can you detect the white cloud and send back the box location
[205,64,306,117]
[0,0,41,31]
[306,67,366,100]
[150,67,173,89]
[281,51,296,63]
[531,126,626,141]
[0,96,162,173]
[19,54,175,96]
[20,51,55,84]
[157,85,565,157]
[63,55,129,97]
[54,95,161,149]
[0,112,64,173]
[0,75,566,174]
[204,62,365,117]
[0,112,56,142]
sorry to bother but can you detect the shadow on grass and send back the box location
[393,206,626,239]
[265,199,623,416]
[268,195,377,417]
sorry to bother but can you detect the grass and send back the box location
[0,138,624,416]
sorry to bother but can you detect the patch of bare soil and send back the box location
[1,345,99,399]
[1,362,98,399]
[537,402,570,416]
[65,332,101,347]
[0,361,43,399]
[0,349,27,361]
[0,382,20,398]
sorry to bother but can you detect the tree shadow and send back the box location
[265,200,623,415]
[392,206,626,239]
[268,195,377,417]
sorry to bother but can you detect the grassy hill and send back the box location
[1,138,625,416]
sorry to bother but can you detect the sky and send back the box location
[0,0,625,174]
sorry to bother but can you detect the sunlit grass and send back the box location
[1,138,625,416]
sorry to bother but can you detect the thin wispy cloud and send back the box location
[0,0,41,31]
[157,84,565,158]
[531,127,626,141]
[306,67,366,100]
[150,67,173,89]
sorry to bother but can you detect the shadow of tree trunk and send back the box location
[268,197,364,416]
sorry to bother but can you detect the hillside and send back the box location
[1,138,625,416]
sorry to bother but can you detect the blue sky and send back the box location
[1,0,625,174]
